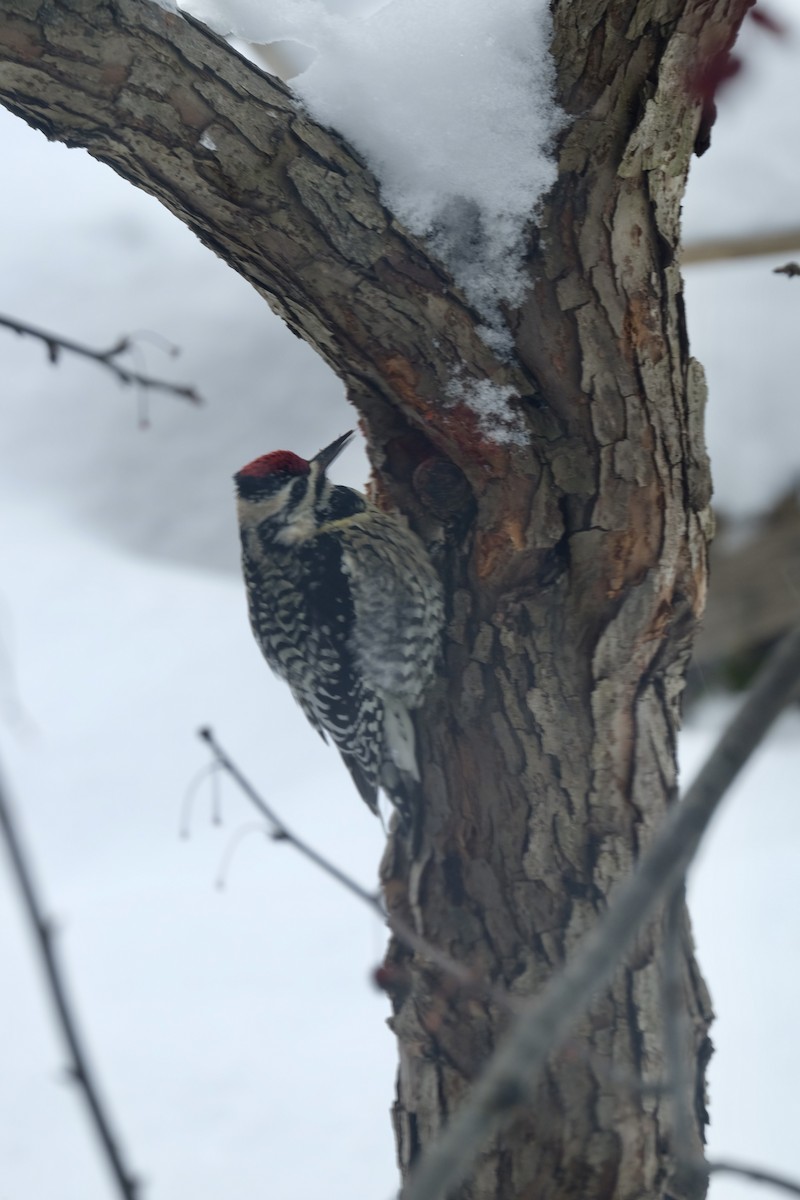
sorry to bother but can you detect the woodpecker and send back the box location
[234,431,444,821]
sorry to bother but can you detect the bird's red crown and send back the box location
[237,450,310,479]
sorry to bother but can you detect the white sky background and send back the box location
[0,2,799,1198]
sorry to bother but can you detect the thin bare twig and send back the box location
[198,727,385,911]
[400,625,800,1200]
[196,727,509,1006]
[0,765,140,1200]
[0,313,202,402]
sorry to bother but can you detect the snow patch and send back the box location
[445,372,528,447]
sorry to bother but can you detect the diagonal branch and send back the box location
[401,626,800,1200]
[198,726,385,913]
[0,764,140,1200]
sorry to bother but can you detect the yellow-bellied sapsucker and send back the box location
[234,431,444,820]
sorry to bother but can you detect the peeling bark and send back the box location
[0,0,752,1196]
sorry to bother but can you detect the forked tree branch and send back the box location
[401,625,800,1200]
[0,2,780,1196]
[0,766,140,1200]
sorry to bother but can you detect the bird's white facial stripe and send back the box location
[237,471,320,545]
[275,509,316,544]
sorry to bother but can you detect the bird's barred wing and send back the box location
[331,512,444,707]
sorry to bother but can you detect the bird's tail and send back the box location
[382,696,419,780]
[380,696,422,832]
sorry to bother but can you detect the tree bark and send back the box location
[0,0,750,1196]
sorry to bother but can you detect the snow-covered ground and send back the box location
[1,3,799,1198]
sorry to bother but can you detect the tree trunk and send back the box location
[0,0,749,1195]
[383,3,738,1191]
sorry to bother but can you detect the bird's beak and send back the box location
[312,430,355,472]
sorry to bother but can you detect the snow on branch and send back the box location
[180,0,564,334]
[0,0,537,452]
